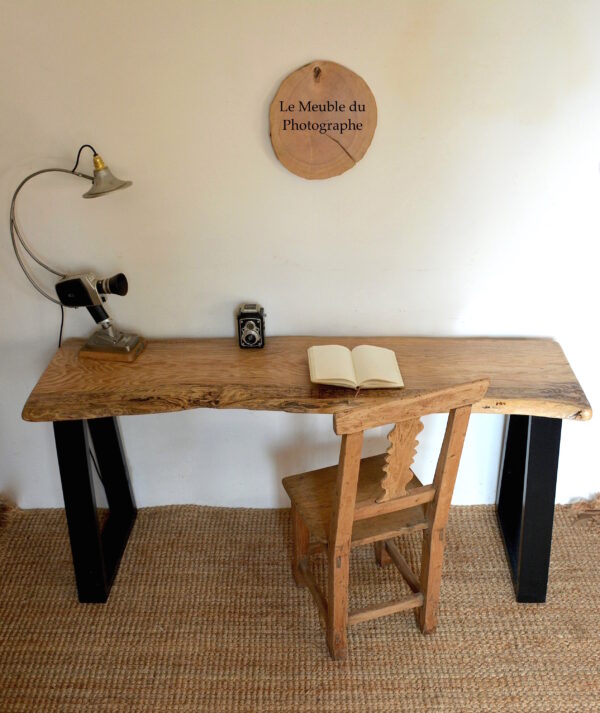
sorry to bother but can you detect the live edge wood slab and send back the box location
[21,335,591,605]
[22,336,591,423]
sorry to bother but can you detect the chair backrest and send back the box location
[328,380,489,546]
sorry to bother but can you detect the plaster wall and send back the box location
[0,0,598,508]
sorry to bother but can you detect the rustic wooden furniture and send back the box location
[22,336,591,604]
[282,380,489,659]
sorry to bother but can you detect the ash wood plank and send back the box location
[385,540,420,593]
[22,336,591,423]
[348,593,424,626]
[352,513,429,546]
[354,484,435,522]
[283,454,429,545]
[418,406,472,634]
[291,504,309,587]
[378,419,424,501]
[327,431,363,659]
[298,560,328,626]
[334,380,489,434]
[373,540,392,567]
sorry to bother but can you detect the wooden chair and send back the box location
[282,379,489,660]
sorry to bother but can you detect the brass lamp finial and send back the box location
[92,154,107,171]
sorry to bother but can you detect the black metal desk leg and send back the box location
[53,417,137,603]
[497,415,562,603]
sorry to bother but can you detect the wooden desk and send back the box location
[23,337,591,603]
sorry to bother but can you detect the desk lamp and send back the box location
[9,144,145,361]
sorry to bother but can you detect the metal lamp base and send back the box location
[79,328,146,362]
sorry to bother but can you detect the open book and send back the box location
[308,344,404,389]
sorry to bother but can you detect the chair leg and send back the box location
[374,540,392,567]
[291,504,309,587]
[326,546,351,660]
[417,526,446,634]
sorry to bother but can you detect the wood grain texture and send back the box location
[333,380,489,434]
[418,406,472,633]
[78,338,146,362]
[283,385,483,659]
[298,560,328,627]
[354,483,435,522]
[282,454,429,546]
[291,503,309,588]
[348,593,424,626]
[378,419,424,502]
[269,60,377,180]
[22,336,592,423]
[385,541,420,593]
[327,431,363,659]
[373,540,392,567]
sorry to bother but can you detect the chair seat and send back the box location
[283,453,428,547]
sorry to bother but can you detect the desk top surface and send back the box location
[22,336,591,423]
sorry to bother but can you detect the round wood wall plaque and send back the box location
[269,60,377,180]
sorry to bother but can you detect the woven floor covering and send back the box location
[0,505,598,712]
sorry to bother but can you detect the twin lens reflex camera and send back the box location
[237,303,265,348]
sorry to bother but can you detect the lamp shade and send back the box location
[82,154,132,198]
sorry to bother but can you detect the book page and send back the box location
[307,345,357,388]
[351,345,404,388]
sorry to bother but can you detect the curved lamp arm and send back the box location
[9,144,131,306]
[8,144,140,357]
[10,168,93,305]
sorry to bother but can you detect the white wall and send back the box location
[1,0,598,508]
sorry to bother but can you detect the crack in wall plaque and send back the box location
[269,60,377,180]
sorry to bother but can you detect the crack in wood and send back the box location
[324,132,356,163]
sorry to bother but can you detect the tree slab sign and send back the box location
[269,60,377,180]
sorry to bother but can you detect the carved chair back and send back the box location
[331,379,490,541]
[284,379,489,659]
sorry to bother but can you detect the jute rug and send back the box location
[0,504,598,712]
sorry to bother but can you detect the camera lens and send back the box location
[241,320,261,346]
[97,273,128,296]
